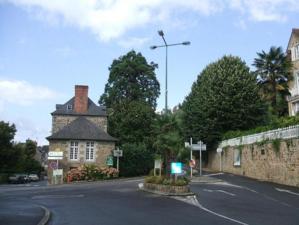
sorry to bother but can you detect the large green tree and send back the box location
[99,50,160,109]
[99,51,160,146]
[182,55,266,148]
[253,46,292,116]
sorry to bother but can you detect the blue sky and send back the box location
[0,0,299,145]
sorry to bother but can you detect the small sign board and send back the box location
[53,169,63,176]
[154,159,162,169]
[192,143,207,151]
[48,151,63,160]
[106,155,113,166]
[171,162,183,174]
[113,149,123,157]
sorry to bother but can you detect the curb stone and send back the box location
[138,183,196,196]
[37,205,51,225]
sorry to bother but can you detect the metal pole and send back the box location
[165,45,168,113]
[190,137,193,179]
[199,141,202,176]
[117,156,119,172]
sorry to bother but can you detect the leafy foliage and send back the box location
[182,55,266,148]
[119,143,154,177]
[222,115,299,140]
[253,46,292,116]
[99,50,160,109]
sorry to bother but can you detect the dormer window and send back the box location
[67,104,73,110]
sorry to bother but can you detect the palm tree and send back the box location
[253,46,292,116]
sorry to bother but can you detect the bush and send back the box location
[144,176,189,186]
[66,164,119,182]
[222,115,299,140]
[119,143,154,177]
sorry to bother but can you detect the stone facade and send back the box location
[208,138,299,187]
[287,29,299,115]
[48,140,114,171]
[52,115,107,134]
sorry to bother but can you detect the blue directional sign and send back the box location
[171,162,182,174]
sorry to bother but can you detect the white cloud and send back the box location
[118,37,150,49]
[0,79,59,107]
[54,46,75,58]
[3,0,299,41]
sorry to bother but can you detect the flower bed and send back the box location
[66,164,119,182]
[143,176,191,195]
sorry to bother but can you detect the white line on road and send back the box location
[203,173,224,177]
[32,194,84,199]
[190,196,249,225]
[203,189,236,196]
[275,188,299,196]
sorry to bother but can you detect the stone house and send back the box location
[47,85,117,176]
[287,28,299,115]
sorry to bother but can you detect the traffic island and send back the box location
[140,176,194,196]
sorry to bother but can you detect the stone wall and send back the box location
[48,140,115,183]
[208,138,299,187]
[52,115,107,133]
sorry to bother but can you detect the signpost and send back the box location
[48,151,64,185]
[217,148,223,172]
[154,158,162,176]
[185,139,207,177]
[113,148,123,171]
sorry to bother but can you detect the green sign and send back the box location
[106,155,113,166]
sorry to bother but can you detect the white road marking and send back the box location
[179,196,249,225]
[275,188,299,196]
[204,173,224,177]
[203,189,235,196]
[32,194,84,199]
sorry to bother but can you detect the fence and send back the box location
[219,125,299,148]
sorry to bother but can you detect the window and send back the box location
[67,104,73,110]
[70,141,78,160]
[86,142,94,161]
[233,149,241,166]
[292,44,299,61]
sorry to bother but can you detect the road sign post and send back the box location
[113,148,123,172]
[217,148,223,172]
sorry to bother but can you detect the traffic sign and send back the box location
[171,162,182,174]
[113,149,123,157]
[106,155,113,166]
[189,159,196,168]
[191,144,206,151]
[48,151,63,160]
[49,161,58,170]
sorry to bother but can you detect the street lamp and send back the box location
[150,30,190,113]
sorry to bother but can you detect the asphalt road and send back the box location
[0,174,298,225]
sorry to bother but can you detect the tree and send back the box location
[0,121,17,172]
[99,50,160,109]
[182,55,266,148]
[99,51,160,146]
[253,46,293,116]
[153,113,187,175]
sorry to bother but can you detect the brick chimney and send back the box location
[74,85,88,113]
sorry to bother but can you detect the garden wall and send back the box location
[208,138,299,187]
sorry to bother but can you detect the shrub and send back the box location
[119,143,154,177]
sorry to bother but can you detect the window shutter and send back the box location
[291,47,295,61]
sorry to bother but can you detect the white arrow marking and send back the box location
[203,189,236,196]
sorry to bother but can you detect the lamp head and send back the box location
[182,41,191,45]
[158,30,164,36]
[150,46,157,50]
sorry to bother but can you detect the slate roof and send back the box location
[51,97,107,116]
[47,117,117,142]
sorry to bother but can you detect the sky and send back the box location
[0,0,299,146]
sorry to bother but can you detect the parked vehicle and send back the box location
[29,174,39,181]
[8,174,30,184]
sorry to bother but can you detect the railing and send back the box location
[219,125,299,148]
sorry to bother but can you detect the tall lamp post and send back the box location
[150,30,190,113]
